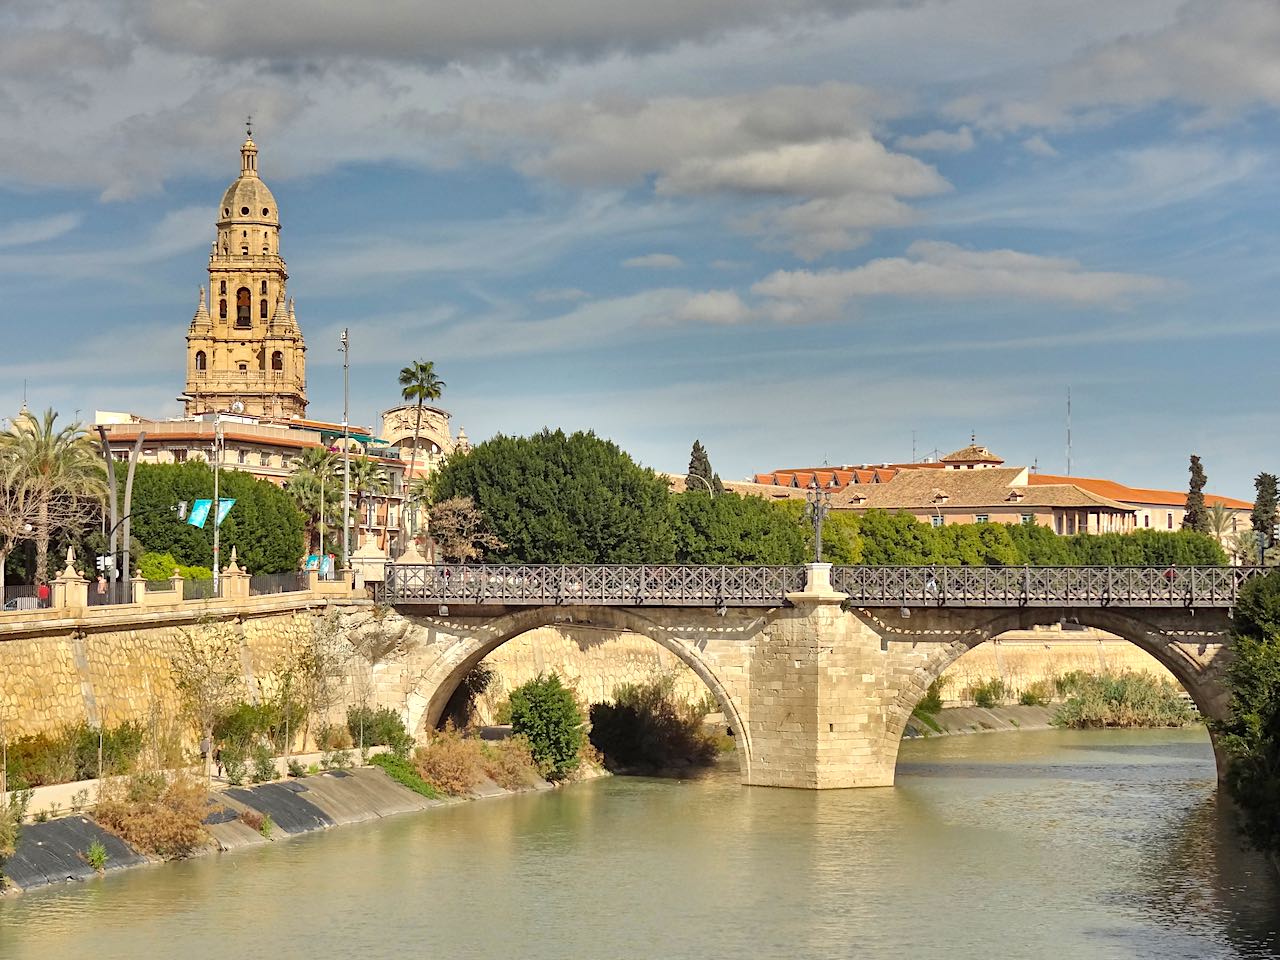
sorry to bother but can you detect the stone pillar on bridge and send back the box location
[745,563,900,789]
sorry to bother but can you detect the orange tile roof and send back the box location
[1029,474,1252,510]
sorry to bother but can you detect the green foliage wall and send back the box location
[432,429,676,564]
[672,492,807,564]
[124,462,305,574]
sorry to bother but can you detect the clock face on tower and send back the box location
[185,134,308,420]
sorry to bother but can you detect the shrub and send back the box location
[916,679,946,715]
[316,724,353,751]
[4,721,145,787]
[321,749,353,771]
[413,727,486,795]
[259,814,274,839]
[588,677,718,772]
[480,735,541,790]
[370,753,441,800]
[509,674,583,781]
[968,678,1007,709]
[287,759,306,778]
[250,743,276,783]
[238,809,265,832]
[0,788,32,870]
[94,773,210,859]
[346,706,413,758]
[221,745,248,785]
[83,839,108,872]
[1053,671,1193,729]
[215,700,302,754]
[1019,681,1053,707]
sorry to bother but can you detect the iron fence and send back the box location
[384,563,1263,609]
[250,572,310,595]
[182,579,219,601]
[384,564,807,607]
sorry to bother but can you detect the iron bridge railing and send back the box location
[383,564,1264,609]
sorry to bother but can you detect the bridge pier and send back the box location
[746,568,898,789]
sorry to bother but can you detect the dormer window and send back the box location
[931,490,949,504]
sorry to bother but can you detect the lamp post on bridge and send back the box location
[686,474,715,497]
[805,481,831,564]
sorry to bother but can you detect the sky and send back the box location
[0,0,1277,499]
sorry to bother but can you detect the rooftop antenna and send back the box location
[1066,386,1072,476]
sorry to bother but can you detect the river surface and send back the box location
[2,728,1278,960]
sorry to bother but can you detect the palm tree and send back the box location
[0,409,106,585]
[398,360,445,476]
[287,448,339,553]
[1205,503,1235,542]
[347,455,390,539]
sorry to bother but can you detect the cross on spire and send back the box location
[246,114,253,138]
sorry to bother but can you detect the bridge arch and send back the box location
[400,604,758,781]
[882,606,1232,776]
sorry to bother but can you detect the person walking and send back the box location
[36,582,50,608]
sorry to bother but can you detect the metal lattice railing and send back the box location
[828,565,1263,608]
[384,564,807,607]
[383,563,1264,609]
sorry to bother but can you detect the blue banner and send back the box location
[187,499,213,528]
[214,499,236,527]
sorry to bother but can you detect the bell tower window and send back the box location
[236,287,251,328]
[195,350,207,371]
[271,351,284,371]
[260,280,267,295]
[260,299,268,318]
[220,281,227,295]
[219,299,227,320]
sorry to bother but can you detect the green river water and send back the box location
[2,728,1277,960]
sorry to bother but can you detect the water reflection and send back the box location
[1,729,1276,960]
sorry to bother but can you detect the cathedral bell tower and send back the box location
[185,129,308,419]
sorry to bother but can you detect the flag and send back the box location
[214,499,236,527]
[187,499,213,528]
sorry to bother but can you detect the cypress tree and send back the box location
[1183,454,1208,533]
[686,440,722,496]
[1253,473,1279,549]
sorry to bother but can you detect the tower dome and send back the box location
[217,135,280,229]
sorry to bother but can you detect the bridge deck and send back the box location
[382,564,1261,609]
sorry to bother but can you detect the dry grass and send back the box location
[94,772,211,859]
[413,727,486,795]
[480,735,541,791]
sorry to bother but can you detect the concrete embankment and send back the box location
[903,704,1057,738]
[4,764,591,893]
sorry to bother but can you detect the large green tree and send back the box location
[287,447,339,553]
[1253,473,1278,552]
[431,429,676,563]
[125,462,305,574]
[1219,571,1280,854]
[671,491,806,564]
[1183,454,1209,533]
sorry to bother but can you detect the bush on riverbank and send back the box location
[1052,671,1193,729]
[370,753,440,799]
[94,772,210,859]
[4,721,145,788]
[1219,571,1280,855]
[509,675,583,781]
[346,706,413,758]
[412,726,543,795]
[588,677,719,772]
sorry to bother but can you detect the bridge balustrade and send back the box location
[382,563,1264,609]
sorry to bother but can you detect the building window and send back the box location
[1144,514,1150,528]
[975,514,988,524]
[260,298,268,318]
[238,362,248,373]
[1021,514,1034,525]
[260,280,268,295]
[219,299,227,319]
[259,452,270,467]
[173,449,187,463]
[219,280,227,295]
[194,350,206,371]
[241,245,249,256]
[236,287,251,327]
[237,449,247,465]
[1167,512,1174,529]
[931,516,944,528]
[271,351,284,371]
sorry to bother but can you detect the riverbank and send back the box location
[2,760,607,894]
[904,704,1058,738]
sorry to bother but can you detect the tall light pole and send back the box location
[805,481,831,564]
[686,474,715,497]
[340,328,351,574]
[212,415,223,596]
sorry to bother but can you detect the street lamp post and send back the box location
[686,474,715,497]
[805,482,831,564]
[340,329,351,573]
[212,416,223,596]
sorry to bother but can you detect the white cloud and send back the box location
[1022,135,1058,157]
[623,253,684,269]
[671,289,751,324]
[752,240,1168,311]
[896,126,975,152]
[0,212,82,249]
[0,206,209,278]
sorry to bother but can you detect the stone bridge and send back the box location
[378,562,1260,790]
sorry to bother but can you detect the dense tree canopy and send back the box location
[672,491,806,564]
[126,462,305,574]
[431,429,676,563]
[1254,473,1278,550]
